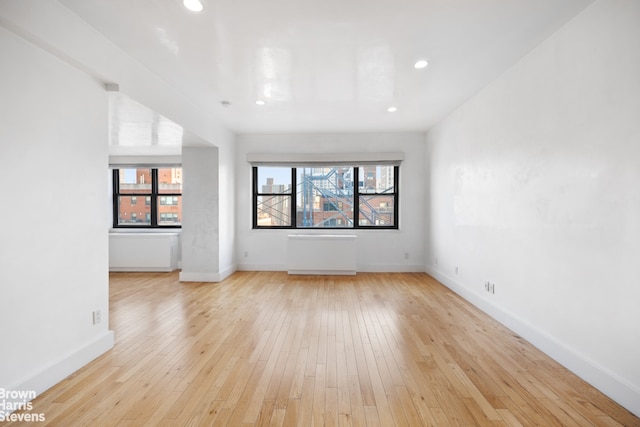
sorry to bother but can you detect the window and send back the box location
[160,196,179,206]
[357,165,397,227]
[112,167,182,228]
[252,165,398,229]
[254,167,293,227]
[160,212,179,223]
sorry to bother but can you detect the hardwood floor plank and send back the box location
[4,271,638,427]
[223,360,267,426]
[297,376,315,427]
[312,363,327,427]
[363,406,381,427]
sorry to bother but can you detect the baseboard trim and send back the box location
[4,331,114,412]
[217,264,237,282]
[237,263,286,272]
[178,271,219,282]
[358,264,426,273]
[237,264,427,274]
[425,265,640,418]
[109,267,177,272]
[288,269,356,276]
[178,266,237,282]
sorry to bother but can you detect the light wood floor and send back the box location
[7,271,639,426]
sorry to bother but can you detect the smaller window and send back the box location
[253,167,293,227]
[113,167,182,228]
[357,165,397,227]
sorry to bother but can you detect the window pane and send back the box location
[359,195,395,226]
[118,196,151,225]
[118,168,152,194]
[257,195,291,226]
[158,167,183,194]
[157,196,182,225]
[296,167,353,227]
[358,165,394,194]
[257,167,291,194]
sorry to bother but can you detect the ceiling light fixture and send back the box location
[387,106,397,113]
[414,59,429,69]
[183,0,204,12]
[256,100,266,106]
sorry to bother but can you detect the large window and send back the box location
[253,165,398,229]
[112,167,182,228]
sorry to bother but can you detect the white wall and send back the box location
[236,133,426,272]
[425,0,640,416]
[0,26,114,396]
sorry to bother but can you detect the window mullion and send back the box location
[113,169,120,228]
[151,169,158,227]
[353,167,360,229]
[394,165,399,228]
[291,167,296,229]
[252,166,258,228]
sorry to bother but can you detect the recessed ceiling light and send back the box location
[256,100,266,106]
[183,0,203,12]
[387,106,397,113]
[414,59,429,69]
[220,100,231,107]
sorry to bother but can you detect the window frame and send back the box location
[112,168,182,229]
[252,167,295,228]
[252,165,399,230]
[355,166,399,229]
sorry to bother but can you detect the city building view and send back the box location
[256,165,396,228]
[115,168,183,226]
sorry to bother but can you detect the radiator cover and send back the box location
[287,234,357,275]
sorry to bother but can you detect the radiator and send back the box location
[287,234,357,275]
[109,232,180,272]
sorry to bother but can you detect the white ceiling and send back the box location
[59,0,594,134]
[108,92,184,155]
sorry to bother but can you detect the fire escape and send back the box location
[298,168,383,227]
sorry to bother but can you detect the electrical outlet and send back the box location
[404,252,410,260]
[455,266,459,275]
[92,310,101,325]
[244,251,248,258]
[485,282,495,294]
[435,257,438,265]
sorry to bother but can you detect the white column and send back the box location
[179,146,220,282]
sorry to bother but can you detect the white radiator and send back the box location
[109,232,180,272]
[287,234,357,275]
